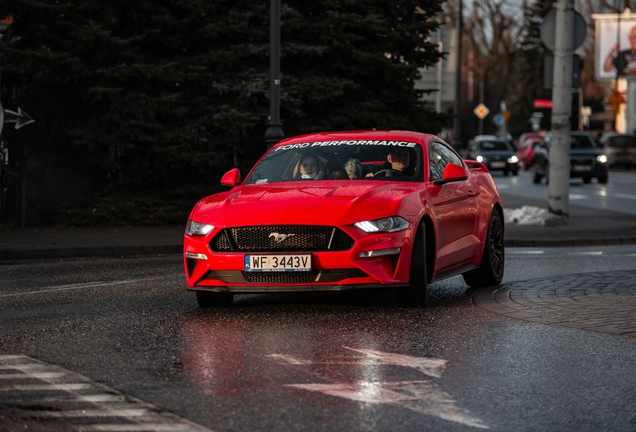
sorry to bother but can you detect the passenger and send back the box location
[344,158,363,179]
[294,154,325,179]
[366,147,411,177]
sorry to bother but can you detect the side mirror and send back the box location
[435,163,469,185]
[443,163,468,181]
[221,168,241,187]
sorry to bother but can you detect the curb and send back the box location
[504,237,636,248]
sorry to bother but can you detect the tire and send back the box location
[532,165,542,184]
[462,210,505,288]
[196,291,233,308]
[597,175,608,184]
[512,170,519,176]
[394,225,428,308]
[583,177,592,184]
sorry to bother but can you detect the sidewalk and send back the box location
[499,193,636,247]
[0,225,184,260]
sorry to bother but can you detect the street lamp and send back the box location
[264,0,284,148]
[452,0,463,151]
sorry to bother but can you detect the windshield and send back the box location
[571,135,597,149]
[244,140,424,185]
[476,140,512,151]
[609,135,636,148]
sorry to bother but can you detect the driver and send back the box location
[366,147,411,177]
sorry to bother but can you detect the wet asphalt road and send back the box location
[1,249,636,432]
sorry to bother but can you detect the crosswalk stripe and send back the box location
[0,355,213,432]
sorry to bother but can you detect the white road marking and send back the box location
[0,363,49,370]
[0,275,181,298]
[3,383,93,391]
[35,409,150,418]
[42,394,127,402]
[271,346,488,429]
[569,194,588,200]
[343,346,447,378]
[0,372,66,379]
[80,424,206,431]
[572,251,603,255]
[0,356,212,432]
[288,380,488,429]
[615,193,636,200]
[507,250,544,255]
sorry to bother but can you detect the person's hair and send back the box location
[293,153,324,178]
[344,158,362,176]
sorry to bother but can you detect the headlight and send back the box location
[354,216,409,233]
[476,155,485,163]
[596,155,608,163]
[185,220,214,236]
[508,155,519,163]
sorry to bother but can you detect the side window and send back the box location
[428,142,464,182]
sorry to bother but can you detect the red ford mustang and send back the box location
[183,130,504,308]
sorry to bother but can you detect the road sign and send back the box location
[3,107,35,130]
[493,114,504,126]
[540,9,587,52]
[473,103,490,120]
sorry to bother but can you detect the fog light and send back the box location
[359,248,401,258]
[185,252,208,260]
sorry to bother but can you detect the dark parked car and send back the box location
[467,138,519,175]
[598,132,636,169]
[532,131,609,184]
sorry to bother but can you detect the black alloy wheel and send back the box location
[462,210,505,288]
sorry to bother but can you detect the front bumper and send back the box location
[484,160,518,172]
[183,226,415,293]
[569,158,608,178]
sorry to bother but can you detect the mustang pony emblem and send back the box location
[269,233,296,243]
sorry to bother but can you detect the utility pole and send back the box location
[264,0,284,149]
[452,0,463,151]
[548,0,574,218]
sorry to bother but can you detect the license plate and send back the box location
[573,165,592,171]
[245,254,312,272]
[491,161,506,168]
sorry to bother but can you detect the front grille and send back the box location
[205,268,369,284]
[210,226,354,252]
[243,271,320,283]
[571,158,593,167]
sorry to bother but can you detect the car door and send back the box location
[426,141,480,273]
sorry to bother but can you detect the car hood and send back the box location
[475,150,515,158]
[570,148,603,157]
[191,182,421,226]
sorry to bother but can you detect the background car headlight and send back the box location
[508,155,519,163]
[354,216,409,233]
[185,220,214,236]
[476,155,485,163]
[596,155,608,163]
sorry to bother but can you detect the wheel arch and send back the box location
[419,214,436,284]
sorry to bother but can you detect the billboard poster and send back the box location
[596,17,636,81]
